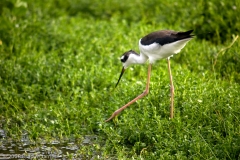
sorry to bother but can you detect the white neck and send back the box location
[124,53,148,68]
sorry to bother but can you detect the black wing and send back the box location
[140,30,194,46]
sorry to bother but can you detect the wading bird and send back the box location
[106,30,194,122]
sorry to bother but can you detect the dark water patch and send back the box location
[0,131,101,159]
[0,129,7,139]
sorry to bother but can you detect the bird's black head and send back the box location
[120,50,133,63]
[115,50,138,88]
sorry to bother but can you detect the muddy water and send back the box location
[0,129,99,159]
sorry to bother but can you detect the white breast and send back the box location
[139,38,192,63]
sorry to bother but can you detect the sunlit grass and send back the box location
[0,0,240,159]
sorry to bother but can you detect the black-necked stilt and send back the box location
[106,30,194,122]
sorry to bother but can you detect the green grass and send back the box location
[0,0,240,159]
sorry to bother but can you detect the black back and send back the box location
[140,30,194,46]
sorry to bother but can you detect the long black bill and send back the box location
[115,67,125,88]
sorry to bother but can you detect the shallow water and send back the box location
[0,129,99,159]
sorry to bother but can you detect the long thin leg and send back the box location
[167,58,174,118]
[105,64,152,122]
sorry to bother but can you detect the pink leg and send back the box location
[167,58,174,118]
[105,64,152,122]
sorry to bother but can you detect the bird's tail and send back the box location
[176,30,194,40]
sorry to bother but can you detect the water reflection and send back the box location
[0,130,99,159]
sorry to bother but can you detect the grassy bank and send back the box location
[0,0,240,159]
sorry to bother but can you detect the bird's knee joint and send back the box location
[143,89,149,95]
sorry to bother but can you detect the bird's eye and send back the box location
[120,55,128,62]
